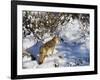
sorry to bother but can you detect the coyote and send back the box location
[38,36,60,64]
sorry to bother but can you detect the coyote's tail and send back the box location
[38,48,46,64]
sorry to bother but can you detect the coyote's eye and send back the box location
[60,38,64,42]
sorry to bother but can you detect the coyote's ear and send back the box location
[56,35,60,38]
[55,35,57,37]
[55,35,58,37]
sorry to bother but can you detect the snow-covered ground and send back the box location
[22,18,90,69]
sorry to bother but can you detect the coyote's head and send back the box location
[52,36,60,44]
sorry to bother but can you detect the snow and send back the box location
[23,61,38,69]
[22,18,90,69]
[59,19,81,42]
[23,49,67,68]
[22,55,32,62]
[23,41,89,69]
[23,33,37,50]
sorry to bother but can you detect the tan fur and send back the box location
[38,36,59,64]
